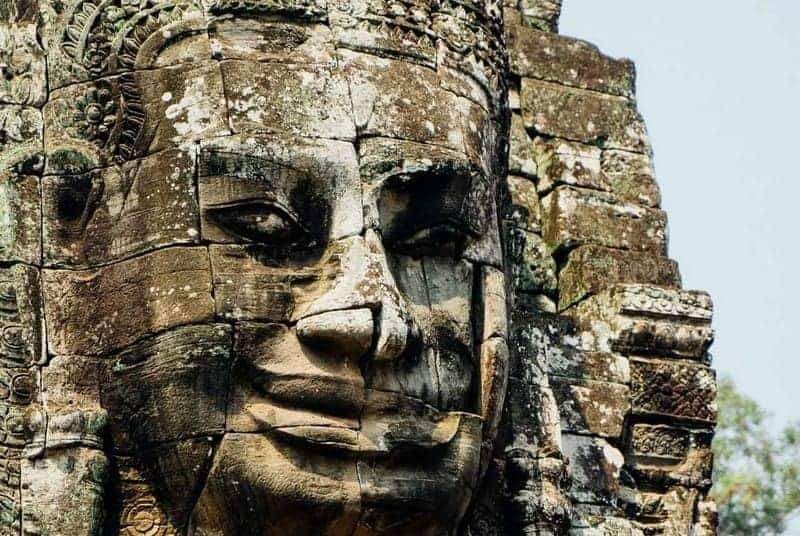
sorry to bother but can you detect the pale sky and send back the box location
[559,0,800,427]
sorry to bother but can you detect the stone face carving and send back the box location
[0,1,718,535]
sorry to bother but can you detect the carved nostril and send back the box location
[296,308,374,359]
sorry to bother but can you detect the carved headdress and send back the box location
[51,0,506,164]
[58,0,506,91]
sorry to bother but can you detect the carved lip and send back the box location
[268,412,474,458]
[247,377,481,456]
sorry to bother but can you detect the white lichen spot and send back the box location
[165,77,214,139]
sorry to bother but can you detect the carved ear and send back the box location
[478,265,509,445]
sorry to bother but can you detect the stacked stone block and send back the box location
[502,6,718,534]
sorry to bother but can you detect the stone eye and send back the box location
[388,221,468,259]
[207,201,312,247]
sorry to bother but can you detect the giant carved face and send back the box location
[32,1,508,534]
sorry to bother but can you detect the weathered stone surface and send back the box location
[623,486,700,536]
[694,500,719,536]
[506,226,557,295]
[192,433,361,535]
[629,424,690,463]
[0,173,40,265]
[0,14,47,106]
[199,134,362,244]
[341,49,475,152]
[626,424,714,489]
[43,247,215,356]
[507,14,635,98]
[223,60,355,140]
[110,437,217,534]
[521,78,650,153]
[506,175,542,232]
[551,377,629,438]
[41,0,211,90]
[533,137,611,193]
[0,265,43,367]
[101,324,232,452]
[43,148,200,267]
[208,18,334,64]
[208,244,306,323]
[570,285,715,360]
[21,447,108,536]
[559,245,681,309]
[630,358,717,424]
[0,105,41,171]
[509,113,538,179]
[106,456,183,536]
[548,350,629,385]
[562,434,624,505]
[0,1,719,533]
[603,149,662,207]
[516,1,563,33]
[542,187,668,255]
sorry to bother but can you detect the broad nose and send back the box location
[296,231,415,363]
[296,308,374,360]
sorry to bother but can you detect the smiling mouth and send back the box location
[237,372,483,457]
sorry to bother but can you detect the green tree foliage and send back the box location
[712,376,800,535]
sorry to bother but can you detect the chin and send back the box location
[189,411,482,535]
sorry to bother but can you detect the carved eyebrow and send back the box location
[199,150,307,182]
[366,154,485,186]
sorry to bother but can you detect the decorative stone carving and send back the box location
[0,1,719,534]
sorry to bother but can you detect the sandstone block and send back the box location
[508,310,567,455]
[550,378,629,438]
[521,79,649,153]
[0,173,40,264]
[208,18,334,64]
[44,63,228,172]
[0,105,42,171]
[341,50,474,152]
[570,285,715,360]
[548,350,629,384]
[559,245,681,309]
[101,324,232,452]
[111,438,217,533]
[533,137,610,193]
[199,134,362,245]
[507,15,635,98]
[0,17,47,106]
[21,448,107,536]
[626,424,713,489]
[561,434,624,505]
[0,265,44,367]
[541,187,668,254]
[506,175,542,233]
[630,358,716,424]
[223,60,355,141]
[43,148,200,267]
[509,113,538,179]
[209,245,305,323]
[603,149,661,207]
[43,2,210,89]
[43,247,215,356]
[506,226,557,295]
[516,1,563,33]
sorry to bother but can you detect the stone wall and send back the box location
[467,3,718,534]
